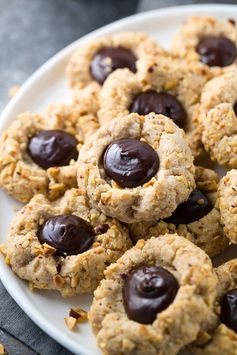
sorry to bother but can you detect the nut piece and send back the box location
[0,344,6,355]
[69,308,88,323]
[64,316,77,331]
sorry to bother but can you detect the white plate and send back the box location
[1,4,237,355]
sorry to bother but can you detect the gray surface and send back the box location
[0,0,236,354]
[0,0,138,112]
[0,281,71,355]
[138,0,237,12]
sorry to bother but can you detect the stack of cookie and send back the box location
[1,15,237,354]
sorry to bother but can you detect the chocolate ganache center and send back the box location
[123,265,179,324]
[102,138,159,188]
[90,47,137,85]
[164,189,213,225]
[220,288,237,333]
[38,215,95,256]
[196,36,237,67]
[130,91,187,129]
[27,129,78,169]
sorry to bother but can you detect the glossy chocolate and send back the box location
[90,47,137,85]
[196,36,237,67]
[164,189,213,225]
[220,288,237,333]
[27,129,78,169]
[102,138,159,188]
[38,215,95,256]
[123,265,179,324]
[130,91,187,128]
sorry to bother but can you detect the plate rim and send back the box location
[1,4,237,354]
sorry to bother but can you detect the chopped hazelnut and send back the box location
[64,316,77,330]
[69,308,88,323]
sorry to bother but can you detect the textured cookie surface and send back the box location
[172,16,237,74]
[128,166,228,257]
[99,55,210,158]
[0,103,99,202]
[4,188,131,297]
[66,32,164,105]
[77,112,195,223]
[200,70,237,168]
[218,170,237,243]
[183,260,237,354]
[89,235,217,355]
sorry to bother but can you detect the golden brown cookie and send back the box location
[172,16,237,75]
[218,169,237,243]
[89,235,217,355]
[66,32,164,106]
[200,70,237,168]
[0,103,99,202]
[183,260,237,354]
[3,188,131,297]
[128,167,228,257]
[98,55,210,158]
[77,112,195,223]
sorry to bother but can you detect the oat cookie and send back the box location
[128,167,228,257]
[98,55,210,158]
[172,16,237,74]
[66,32,163,102]
[218,169,237,243]
[3,188,131,297]
[200,70,237,168]
[77,112,195,223]
[89,235,217,355]
[184,260,237,354]
[0,103,99,203]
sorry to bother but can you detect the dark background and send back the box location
[0,0,139,111]
[1,1,237,354]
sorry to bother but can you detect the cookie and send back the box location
[66,32,163,103]
[200,70,237,168]
[184,260,237,354]
[89,235,217,355]
[98,55,210,158]
[218,169,237,243]
[0,103,99,202]
[77,112,195,223]
[128,167,228,257]
[3,188,131,297]
[172,16,237,74]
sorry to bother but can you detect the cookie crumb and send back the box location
[0,244,7,256]
[34,243,56,255]
[64,316,77,330]
[8,85,20,98]
[69,308,88,323]
[0,344,6,355]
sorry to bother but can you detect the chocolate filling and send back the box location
[164,189,213,225]
[27,129,78,169]
[220,288,237,333]
[130,91,187,129]
[196,36,237,67]
[38,215,95,256]
[102,138,159,188]
[123,265,179,324]
[90,47,137,85]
